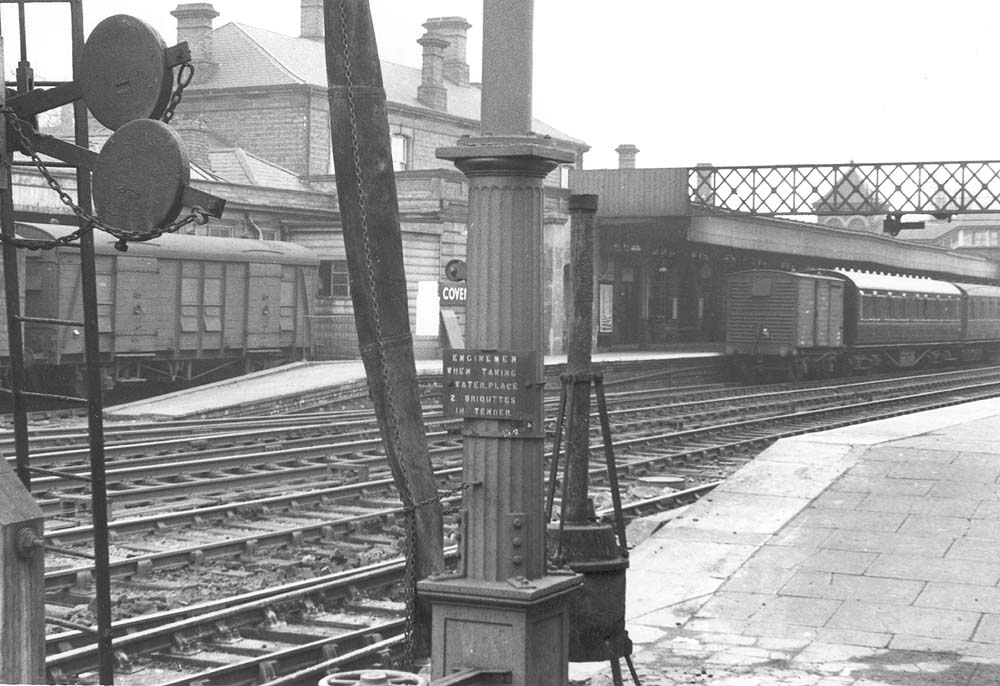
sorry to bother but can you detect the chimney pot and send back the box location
[615,144,640,169]
[417,33,449,111]
[422,17,472,87]
[171,3,219,83]
[300,0,324,41]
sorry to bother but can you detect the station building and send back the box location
[161,1,587,360]
[26,1,587,360]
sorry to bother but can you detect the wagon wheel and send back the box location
[786,358,808,382]
[321,671,428,686]
[784,360,801,382]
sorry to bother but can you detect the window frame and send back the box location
[318,259,350,299]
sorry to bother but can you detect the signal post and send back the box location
[417,1,580,684]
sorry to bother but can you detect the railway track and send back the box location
[34,364,1000,685]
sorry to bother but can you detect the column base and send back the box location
[418,572,581,686]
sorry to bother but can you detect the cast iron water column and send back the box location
[418,2,581,684]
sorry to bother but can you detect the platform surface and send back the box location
[105,349,720,420]
[576,397,1000,685]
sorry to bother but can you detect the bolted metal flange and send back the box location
[16,526,40,560]
[319,669,428,686]
[548,521,632,662]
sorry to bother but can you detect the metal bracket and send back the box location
[15,526,40,559]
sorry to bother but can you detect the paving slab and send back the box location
[574,396,1000,686]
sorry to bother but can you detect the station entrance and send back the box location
[595,220,727,349]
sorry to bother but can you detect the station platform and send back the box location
[575,397,1000,685]
[104,348,721,420]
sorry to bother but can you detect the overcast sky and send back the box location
[3,1,999,170]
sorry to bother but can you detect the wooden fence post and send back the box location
[0,457,45,684]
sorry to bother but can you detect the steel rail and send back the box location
[41,365,1000,523]
[598,378,1000,482]
[45,370,1000,589]
[44,490,464,593]
[43,371,1000,682]
[45,548,443,678]
[46,555,410,653]
[7,377,730,455]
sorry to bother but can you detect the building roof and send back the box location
[207,148,312,191]
[200,22,586,148]
[812,169,891,215]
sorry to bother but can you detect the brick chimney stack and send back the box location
[423,17,471,87]
[171,3,219,83]
[173,117,214,169]
[417,32,449,111]
[300,0,324,41]
[615,144,639,169]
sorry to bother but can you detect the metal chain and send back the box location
[412,481,475,513]
[338,0,428,671]
[161,62,194,124]
[0,105,209,252]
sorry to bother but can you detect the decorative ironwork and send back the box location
[688,161,1000,217]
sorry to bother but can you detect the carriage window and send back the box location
[943,298,958,319]
[890,296,904,320]
[874,294,889,319]
[860,294,876,320]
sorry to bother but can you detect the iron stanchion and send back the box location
[546,195,639,684]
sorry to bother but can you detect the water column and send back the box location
[417,2,581,684]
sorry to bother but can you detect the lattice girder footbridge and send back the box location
[688,161,1000,234]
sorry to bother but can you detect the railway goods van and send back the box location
[7,223,318,393]
[0,248,26,374]
[725,270,843,378]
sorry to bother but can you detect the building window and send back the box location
[318,259,350,298]
[559,164,574,188]
[391,134,410,171]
